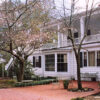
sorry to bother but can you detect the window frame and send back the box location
[82,51,100,67]
[57,54,67,72]
[33,56,41,68]
[45,54,55,71]
[88,51,95,67]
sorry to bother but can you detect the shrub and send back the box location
[63,80,69,89]
[71,97,84,100]
[15,79,57,87]
[32,76,57,81]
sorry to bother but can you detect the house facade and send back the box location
[28,8,100,81]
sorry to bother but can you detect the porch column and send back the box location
[80,17,85,39]
[58,24,61,47]
[55,53,57,73]
[41,55,45,77]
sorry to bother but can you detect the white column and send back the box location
[41,55,45,77]
[58,24,61,47]
[80,17,85,39]
[55,53,57,73]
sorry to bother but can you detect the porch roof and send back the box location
[41,43,58,50]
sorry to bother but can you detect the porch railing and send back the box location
[59,34,100,47]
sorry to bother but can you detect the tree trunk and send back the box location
[17,61,25,82]
[76,54,82,90]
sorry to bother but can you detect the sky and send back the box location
[0,0,100,11]
[0,0,100,8]
[55,0,100,11]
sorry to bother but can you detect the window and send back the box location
[87,29,91,36]
[97,51,100,66]
[84,52,87,67]
[45,54,55,71]
[74,32,78,38]
[57,54,67,72]
[33,56,41,68]
[88,51,95,66]
[82,51,100,67]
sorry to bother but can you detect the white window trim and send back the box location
[82,51,100,67]
[97,50,100,67]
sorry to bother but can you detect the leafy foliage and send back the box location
[63,80,69,89]
[15,79,57,87]
[0,0,53,82]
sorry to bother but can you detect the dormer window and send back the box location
[87,29,91,36]
[74,32,78,38]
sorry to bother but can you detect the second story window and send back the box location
[87,29,91,36]
[74,32,78,38]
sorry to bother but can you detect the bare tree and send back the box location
[57,0,98,89]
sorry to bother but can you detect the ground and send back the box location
[0,78,16,88]
[84,92,100,100]
[0,81,100,100]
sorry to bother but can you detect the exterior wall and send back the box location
[29,44,100,81]
[30,51,76,80]
[43,52,70,80]
[62,44,100,81]
[80,46,100,81]
[28,53,44,76]
[28,12,100,81]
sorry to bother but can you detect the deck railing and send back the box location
[59,34,100,47]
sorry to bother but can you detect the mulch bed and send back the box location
[68,87,94,92]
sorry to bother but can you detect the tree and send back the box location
[0,0,52,82]
[57,0,98,89]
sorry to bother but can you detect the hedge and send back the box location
[15,79,58,87]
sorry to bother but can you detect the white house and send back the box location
[5,7,100,81]
[28,7,100,81]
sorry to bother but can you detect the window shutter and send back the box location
[87,29,91,36]
[33,56,35,67]
[74,32,78,38]
[80,52,83,68]
[39,56,41,68]
[97,59,100,66]
[97,51,100,66]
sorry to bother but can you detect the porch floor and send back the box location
[0,81,100,100]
